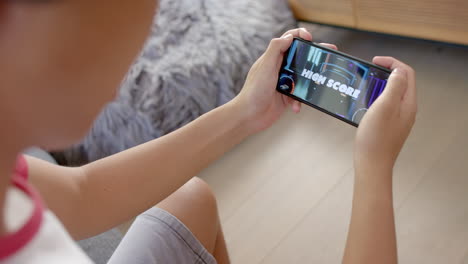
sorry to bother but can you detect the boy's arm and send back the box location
[343,57,417,264]
[27,28,315,240]
[344,165,397,264]
[28,99,251,240]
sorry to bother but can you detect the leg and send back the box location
[157,177,229,264]
[109,177,228,264]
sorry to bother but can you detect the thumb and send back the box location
[264,34,294,65]
[381,67,408,103]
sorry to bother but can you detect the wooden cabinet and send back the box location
[289,0,355,27]
[289,0,468,45]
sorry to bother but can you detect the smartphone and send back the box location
[276,37,391,126]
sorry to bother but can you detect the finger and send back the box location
[286,96,301,113]
[372,56,405,69]
[282,94,292,106]
[282,96,300,112]
[380,67,408,103]
[318,43,338,50]
[264,34,294,66]
[292,100,301,113]
[373,56,414,81]
[281,28,312,41]
[373,56,416,105]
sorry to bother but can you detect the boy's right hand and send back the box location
[354,57,417,173]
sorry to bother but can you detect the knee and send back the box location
[156,177,220,253]
[183,177,218,216]
[158,177,219,217]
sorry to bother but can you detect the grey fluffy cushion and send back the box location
[55,0,296,165]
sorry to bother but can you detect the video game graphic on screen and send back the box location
[277,39,390,124]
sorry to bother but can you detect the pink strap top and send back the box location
[0,156,44,260]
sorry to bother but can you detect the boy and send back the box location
[0,1,416,263]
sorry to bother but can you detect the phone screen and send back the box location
[276,38,391,126]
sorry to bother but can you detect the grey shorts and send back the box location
[108,207,217,264]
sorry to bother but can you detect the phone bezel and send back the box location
[276,37,392,127]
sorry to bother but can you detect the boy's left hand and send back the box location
[233,28,337,133]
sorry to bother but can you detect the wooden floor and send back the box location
[199,23,468,264]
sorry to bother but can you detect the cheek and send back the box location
[55,0,157,110]
[3,0,157,148]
